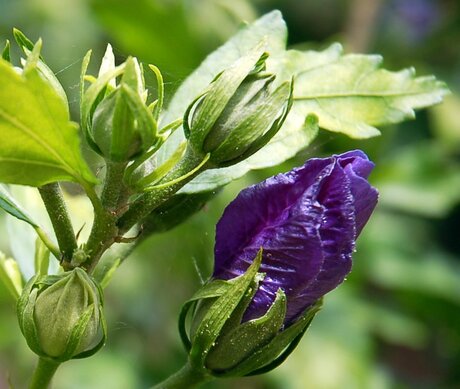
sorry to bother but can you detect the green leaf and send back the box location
[167,22,446,194]
[290,49,449,138]
[0,44,97,186]
[0,184,38,227]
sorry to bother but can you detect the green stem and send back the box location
[83,162,127,273]
[29,357,60,389]
[101,161,128,211]
[152,362,212,389]
[38,183,77,262]
[117,146,206,234]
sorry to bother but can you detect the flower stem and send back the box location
[29,357,60,389]
[152,362,212,389]
[38,183,77,262]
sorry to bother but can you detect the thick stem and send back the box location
[29,357,60,389]
[39,183,77,261]
[152,362,212,389]
[117,146,206,234]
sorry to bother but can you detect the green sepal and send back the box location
[207,288,287,373]
[188,250,263,369]
[148,64,164,122]
[73,302,107,359]
[2,40,10,62]
[61,276,106,361]
[0,252,23,300]
[80,61,126,151]
[231,299,322,377]
[12,28,36,54]
[130,142,186,190]
[118,83,157,156]
[17,276,45,357]
[34,238,50,277]
[179,279,231,351]
[59,304,96,361]
[80,50,101,154]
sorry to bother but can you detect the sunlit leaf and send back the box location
[0,43,97,187]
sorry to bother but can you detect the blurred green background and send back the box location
[1,0,460,388]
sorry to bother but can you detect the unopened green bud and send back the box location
[17,268,106,362]
[184,49,293,167]
[81,45,158,162]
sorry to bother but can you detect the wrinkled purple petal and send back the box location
[213,150,378,324]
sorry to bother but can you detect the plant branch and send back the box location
[82,162,127,273]
[101,161,128,211]
[38,183,77,262]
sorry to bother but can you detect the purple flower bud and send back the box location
[213,150,378,324]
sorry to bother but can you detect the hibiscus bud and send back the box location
[184,48,293,167]
[179,151,378,376]
[17,268,106,362]
[81,44,157,162]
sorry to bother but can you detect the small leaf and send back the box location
[0,184,38,227]
[0,43,97,186]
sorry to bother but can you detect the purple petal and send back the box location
[213,150,378,324]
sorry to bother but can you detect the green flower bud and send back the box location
[81,45,158,162]
[17,268,106,362]
[184,49,293,167]
[179,250,321,377]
